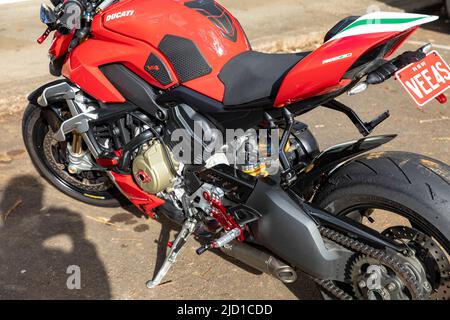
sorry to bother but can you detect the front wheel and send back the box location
[313,151,450,300]
[22,103,122,207]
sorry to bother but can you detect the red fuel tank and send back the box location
[63,0,251,103]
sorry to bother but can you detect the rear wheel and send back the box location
[313,151,450,300]
[22,103,122,207]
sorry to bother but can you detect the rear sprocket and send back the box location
[349,255,418,300]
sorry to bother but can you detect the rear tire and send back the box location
[22,103,122,207]
[313,151,450,299]
[315,151,450,249]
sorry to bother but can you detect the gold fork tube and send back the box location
[72,132,83,155]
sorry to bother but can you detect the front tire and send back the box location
[22,103,122,207]
[313,151,450,299]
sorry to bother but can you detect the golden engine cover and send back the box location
[132,141,178,194]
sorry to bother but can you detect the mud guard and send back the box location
[293,134,397,198]
[27,79,70,105]
[26,80,74,133]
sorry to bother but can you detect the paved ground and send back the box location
[0,0,449,300]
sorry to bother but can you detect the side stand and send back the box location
[145,217,197,288]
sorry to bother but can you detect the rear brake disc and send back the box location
[383,226,450,300]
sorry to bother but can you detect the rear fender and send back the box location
[293,134,397,198]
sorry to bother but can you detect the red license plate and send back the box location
[395,50,450,107]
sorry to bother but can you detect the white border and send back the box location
[0,0,30,5]
[395,50,450,107]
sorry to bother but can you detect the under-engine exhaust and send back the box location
[220,241,297,284]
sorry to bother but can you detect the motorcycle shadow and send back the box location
[0,174,322,300]
[0,175,111,299]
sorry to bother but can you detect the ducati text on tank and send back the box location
[105,10,134,22]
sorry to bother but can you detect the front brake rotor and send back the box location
[43,131,111,192]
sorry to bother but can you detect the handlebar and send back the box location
[37,0,117,45]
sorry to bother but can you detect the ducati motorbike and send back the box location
[23,0,450,300]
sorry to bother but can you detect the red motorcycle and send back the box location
[23,0,450,300]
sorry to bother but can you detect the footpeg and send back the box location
[196,228,242,255]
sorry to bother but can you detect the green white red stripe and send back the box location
[327,12,439,42]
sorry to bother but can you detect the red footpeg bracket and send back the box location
[202,191,244,242]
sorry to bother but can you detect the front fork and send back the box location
[66,129,102,175]
[67,132,83,174]
[71,132,83,154]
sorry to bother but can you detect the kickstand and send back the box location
[146,218,197,288]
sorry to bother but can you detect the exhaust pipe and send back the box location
[220,241,297,284]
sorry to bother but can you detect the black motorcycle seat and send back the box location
[218,50,310,107]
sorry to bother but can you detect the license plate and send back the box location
[395,50,450,107]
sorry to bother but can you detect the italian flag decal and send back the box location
[327,12,439,42]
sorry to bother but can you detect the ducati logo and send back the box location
[105,10,135,22]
